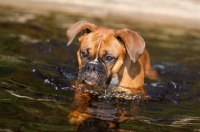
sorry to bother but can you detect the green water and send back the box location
[0,6,200,132]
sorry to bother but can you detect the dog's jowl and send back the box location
[66,21,159,94]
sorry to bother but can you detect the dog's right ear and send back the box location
[66,21,97,46]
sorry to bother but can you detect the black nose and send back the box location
[86,64,98,72]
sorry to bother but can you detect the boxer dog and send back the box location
[66,21,159,94]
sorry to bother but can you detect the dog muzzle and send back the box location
[78,61,109,89]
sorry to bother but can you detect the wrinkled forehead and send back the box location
[80,30,124,53]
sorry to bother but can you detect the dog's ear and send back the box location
[66,21,96,46]
[115,29,145,63]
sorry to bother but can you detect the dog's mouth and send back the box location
[78,73,108,88]
[84,79,98,86]
[77,63,109,89]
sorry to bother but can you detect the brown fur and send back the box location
[66,21,159,94]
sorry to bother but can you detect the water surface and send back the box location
[0,6,200,132]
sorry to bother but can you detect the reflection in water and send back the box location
[68,84,140,132]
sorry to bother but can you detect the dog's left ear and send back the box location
[115,29,145,63]
[66,21,97,46]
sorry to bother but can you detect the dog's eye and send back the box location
[104,56,116,62]
[80,51,88,58]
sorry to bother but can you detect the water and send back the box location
[0,6,200,132]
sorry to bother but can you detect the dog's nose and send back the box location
[86,64,97,72]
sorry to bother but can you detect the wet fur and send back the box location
[66,21,159,94]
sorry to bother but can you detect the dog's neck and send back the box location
[117,53,145,92]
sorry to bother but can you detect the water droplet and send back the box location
[98,95,102,99]
[64,73,74,80]
[145,95,151,99]
[89,90,94,93]
[132,94,142,100]
[83,88,89,93]
[172,100,178,105]
[54,86,58,90]
[154,64,165,70]
[150,83,158,87]
[44,79,50,84]
[168,81,177,89]
[125,94,131,100]
[31,68,36,72]
[61,87,69,90]
[77,87,81,90]
[94,92,99,95]
[102,94,107,99]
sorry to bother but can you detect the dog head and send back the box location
[66,21,145,89]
